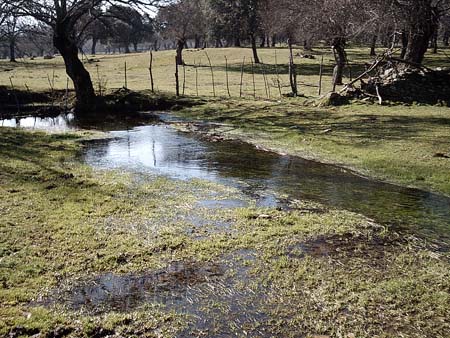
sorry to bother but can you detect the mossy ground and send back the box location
[1,127,449,337]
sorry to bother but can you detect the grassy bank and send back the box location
[175,97,450,196]
[1,127,449,337]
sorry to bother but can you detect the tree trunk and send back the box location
[250,35,260,64]
[91,37,97,55]
[430,29,438,54]
[125,44,130,53]
[403,3,438,64]
[444,34,449,46]
[332,37,346,86]
[133,42,138,53]
[260,35,266,48]
[53,23,96,115]
[9,38,16,62]
[303,40,312,51]
[234,37,241,47]
[370,35,377,56]
[176,38,185,65]
[400,30,408,59]
[271,35,276,47]
[194,35,200,49]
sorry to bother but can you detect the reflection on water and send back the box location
[84,124,450,235]
[0,114,76,131]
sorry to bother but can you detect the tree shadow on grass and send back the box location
[203,108,450,142]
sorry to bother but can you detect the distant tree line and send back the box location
[1,0,449,115]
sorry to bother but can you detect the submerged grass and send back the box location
[1,127,449,337]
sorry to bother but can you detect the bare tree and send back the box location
[157,0,202,65]
[8,0,161,115]
[395,0,448,64]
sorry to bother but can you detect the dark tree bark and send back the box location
[430,28,438,53]
[400,30,408,59]
[234,37,241,47]
[303,40,312,51]
[9,38,16,62]
[444,34,449,46]
[194,35,200,49]
[370,35,377,56]
[53,23,96,115]
[125,44,131,53]
[260,35,266,48]
[133,42,138,52]
[250,35,260,64]
[403,3,439,64]
[332,37,346,86]
[91,37,98,55]
[176,38,185,65]
[271,35,276,47]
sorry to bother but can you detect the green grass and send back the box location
[1,47,449,195]
[1,128,449,337]
[175,97,450,196]
[1,46,449,98]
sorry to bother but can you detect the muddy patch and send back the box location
[39,261,223,314]
[287,233,403,264]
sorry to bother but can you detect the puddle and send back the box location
[197,198,248,209]
[288,234,400,261]
[0,112,160,132]
[40,254,271,336]
[41,261,224,314]
[0,113,77,131]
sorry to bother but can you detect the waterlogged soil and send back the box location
[2,113,450,336]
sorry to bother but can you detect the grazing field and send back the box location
[1,46,449,99]
[1,47,450,337]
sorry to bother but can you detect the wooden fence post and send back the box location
[251,58,256,99]
[240,57,246,98]
[124,61,128,89]
[225,56,231,97]
[204,51,215,97]
[182,64,186,95]
[318,55,324,96]
[149,51,154,93]
[175,56,179,97]
[274,50,282,98]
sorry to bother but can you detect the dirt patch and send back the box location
[38,261,223,314]
[287,233,404,265]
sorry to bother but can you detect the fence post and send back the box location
[318,55,324,96]
[240,57,246,98]
[204,51,215,97]
[124,61,128,89]
[225,56,231,97]
[175,56,179,97]
[149,51,154,93]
